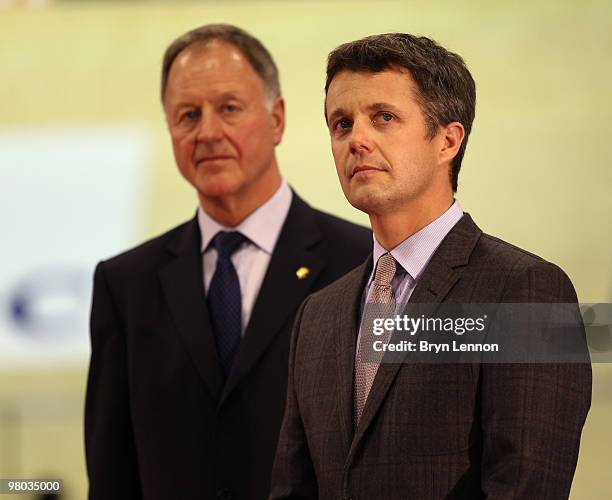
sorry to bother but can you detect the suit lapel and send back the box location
[159,218,225,402]
[219,194,326,406]
[346,214,483,463]
[336,260,372,452]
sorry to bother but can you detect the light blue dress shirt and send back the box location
[357,200,464,349]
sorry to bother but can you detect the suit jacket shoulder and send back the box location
[300,213,580,321]
[285,199,371,274]
[467,225,579,303]
[99,220,192,278]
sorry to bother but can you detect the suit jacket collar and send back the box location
[337,213,483,464]
[159,191,326,407]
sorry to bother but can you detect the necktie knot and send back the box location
[373,252,397,288]
[213,231,246,259]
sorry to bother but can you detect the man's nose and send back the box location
[348,119,374,154]
[196,112,224,142]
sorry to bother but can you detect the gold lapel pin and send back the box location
[296,266,310,280]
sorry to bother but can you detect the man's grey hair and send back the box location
[161,23,281,103]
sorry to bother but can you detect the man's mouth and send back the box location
[194,155,236,167]
[196,155,234,163]
[350,165,385,178]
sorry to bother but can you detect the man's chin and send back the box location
[195,178,241,200]
[346,189,390,215]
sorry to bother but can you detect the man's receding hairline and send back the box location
[163,38,274,105]
[175,37,233,57]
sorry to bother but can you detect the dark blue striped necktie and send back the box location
[208,231,246,375]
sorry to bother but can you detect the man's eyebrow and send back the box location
[326,102,402,125]
[217,91,242,101]
[173,101,195,110]
[326,107,347,126]
[171,91,243,108]
[368,102,401,113]
[168,102,194,119]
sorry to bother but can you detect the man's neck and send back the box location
[199,171,282,228]
[369,196,454,250]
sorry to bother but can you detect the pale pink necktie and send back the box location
[354,252,397,426]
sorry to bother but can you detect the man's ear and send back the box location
[439,121,465,165]
[270,96,286,146]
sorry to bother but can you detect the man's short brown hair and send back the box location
[161,24,281,103]
[325,33,476,192]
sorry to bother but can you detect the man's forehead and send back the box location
[164,41,267,107]
[325,69,416,114]
[174,47,221,72]
[172,41,248,76]
[328,68,414,95]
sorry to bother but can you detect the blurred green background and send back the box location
[1,0,610,498]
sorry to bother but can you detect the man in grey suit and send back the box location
[270,33,591,499]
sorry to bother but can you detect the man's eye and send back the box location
[377,112,394,122]
[224,104,239,113]
[183,110,200,121]
[337,118,352,130]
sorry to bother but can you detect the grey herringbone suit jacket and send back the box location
[270,214,591,500]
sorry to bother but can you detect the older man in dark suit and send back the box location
[270,33,591,499]
[84,25,371,500]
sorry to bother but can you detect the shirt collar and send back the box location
[198,180,293,254]
[371,199,464,281]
